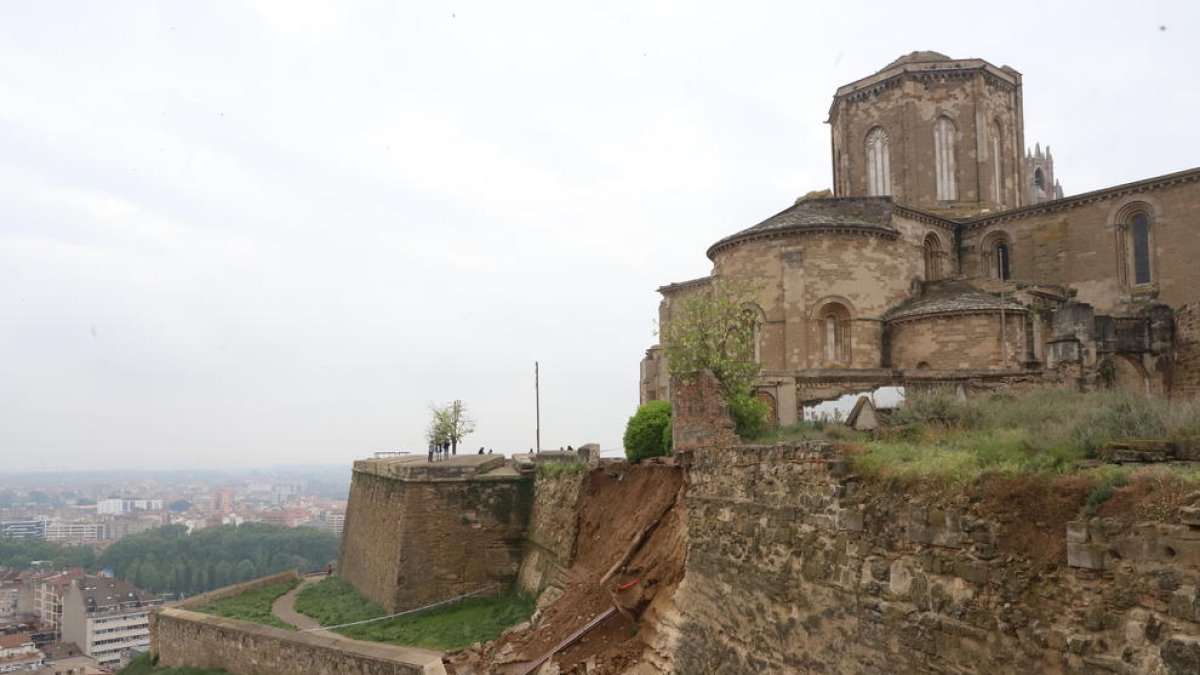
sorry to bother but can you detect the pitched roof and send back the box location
[75,576,160,612]
[707,197,898,260]
[0,632,34,649]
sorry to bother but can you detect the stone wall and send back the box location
[670,441,1200,674]
[174,570,299,610]
[516,472,583,603]
[1174,304,1200,398]
[151,608,445,675]
[338,456,533,612]
[888,312,1029,370]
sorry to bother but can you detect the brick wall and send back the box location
[151,608,445,675]
[516,473,583,601]
[174,570,299,610]
[889,312,1028,370]
[670,441,1200,673]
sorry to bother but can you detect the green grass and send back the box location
[536,461,586,479]
[118,653,229,674]
[295,577,535,650]
[846,389,1200,483]
[191,579,299,630]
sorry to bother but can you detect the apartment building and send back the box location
[60,577,160,671]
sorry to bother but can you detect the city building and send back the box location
[59,577,160,671]
[0,631,42,672]
[0,521,46,540]
[29,570,85,641]
[42,521,104,546]
[641,51,1200,422]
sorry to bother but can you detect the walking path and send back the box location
[272,574,324,631]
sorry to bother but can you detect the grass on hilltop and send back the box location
[295,576,535,651]
[753,389,1200,484]
[118,654,229,675]
[191,579,299,630]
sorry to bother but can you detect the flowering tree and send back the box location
[660,278,762,399]
[428,400,475,454]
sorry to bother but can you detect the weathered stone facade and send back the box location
[1174,304,1200,398]
[640,51,1200,419]
[668,441,1200,674]
[338,455,532,612]
[515,470,583,604]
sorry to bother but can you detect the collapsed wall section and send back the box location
[338,456,532,612]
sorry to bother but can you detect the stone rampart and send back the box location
[516,472,583,603]
[173,570,299,610]
[338,455,533,612]
[670,441,1200,674]
[151,608,445,675]
[1174,303,1200,397]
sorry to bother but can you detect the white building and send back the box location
[60,577,161,671]
[42,520,105,545]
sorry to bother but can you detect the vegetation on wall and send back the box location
[295,576,535,650]
[660,278,762,400]
[98,524,338,596]
[623,400,673,461]
[192,578,299,630]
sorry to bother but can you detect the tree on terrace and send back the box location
[428,400,475,455]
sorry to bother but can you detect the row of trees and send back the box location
[624,278,769,460]
[0,537,96,570]
[97,523,339,596]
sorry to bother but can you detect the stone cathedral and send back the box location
[639,51,1200,425]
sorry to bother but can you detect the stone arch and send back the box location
[741,303,768,366]
[923,232,944,280]
[865,126,891,197]
[1102,354,1151,395]
[934,116,957,201]
[754,390,778,427]
[980,230,1013,281]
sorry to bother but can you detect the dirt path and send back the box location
[272,575,323,631]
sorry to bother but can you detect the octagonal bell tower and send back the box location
[828,51,1026,215]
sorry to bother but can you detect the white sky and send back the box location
[3,1,1198,471]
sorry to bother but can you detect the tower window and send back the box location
[865,127,891,197]
[934,117,957,201]
[1034,167,1045,189]
[991,121,1004,207]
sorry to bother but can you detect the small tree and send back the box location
[624,400,672,462]
[428,400,475,455]
[660,278,762,400]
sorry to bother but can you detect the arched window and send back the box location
[819,303,851,365]
[738,304,765,365]
[923,233,943,280]
[1033,167,1045,190]
[981,231,1012,281]
[865,127,891,197]
[991,120,1004,206]
[934,117,957,201]
[1115,204,1154,287]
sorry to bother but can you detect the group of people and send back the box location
[426,442,496,461]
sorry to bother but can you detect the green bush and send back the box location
[662,418,673,454]
[624,401,672,462]
[728,393,769,440]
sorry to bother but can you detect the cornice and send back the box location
[706,224,899,261]
[893,204,959,230]
[966,166,1200,229]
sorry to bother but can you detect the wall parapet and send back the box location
[151,607,445,675]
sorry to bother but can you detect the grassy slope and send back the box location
[295,576,534,651]
[118,654,229,675]
[191,579,299,630]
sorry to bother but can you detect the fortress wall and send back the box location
[672,441,1200,674]
[888,312,1028,370]
[151,608,445,675]
[516,472,583,600]
[174,570,299,610]
[1174,303,1200,398]
[339,459,533,613]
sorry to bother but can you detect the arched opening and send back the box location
[1034,167,1045,189]
[1103,355,1150,395]
[923,233,943,280]
[819,302,852,365]
[865,127,891,197]
[934,117,957,201]
[1114,203,1154,288]
[991,120,1004,206]
[754,390,778,427]
[981,231,1013,281]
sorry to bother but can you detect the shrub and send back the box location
[624,401,672,461]
[727,393,769,440]
[662,418,673,453]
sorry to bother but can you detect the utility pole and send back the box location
[535,362,541,453]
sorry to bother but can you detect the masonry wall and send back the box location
[670,442,1200,674]
[338,464,533,613]
[888,312,1028,370]
[963,177,1200,315]
[151,608,445,675]
[516,473,583,601]
[1174,304,1200,398]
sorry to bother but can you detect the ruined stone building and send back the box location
[640,51,1200,425]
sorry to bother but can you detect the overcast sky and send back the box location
[2,1,1197,472]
